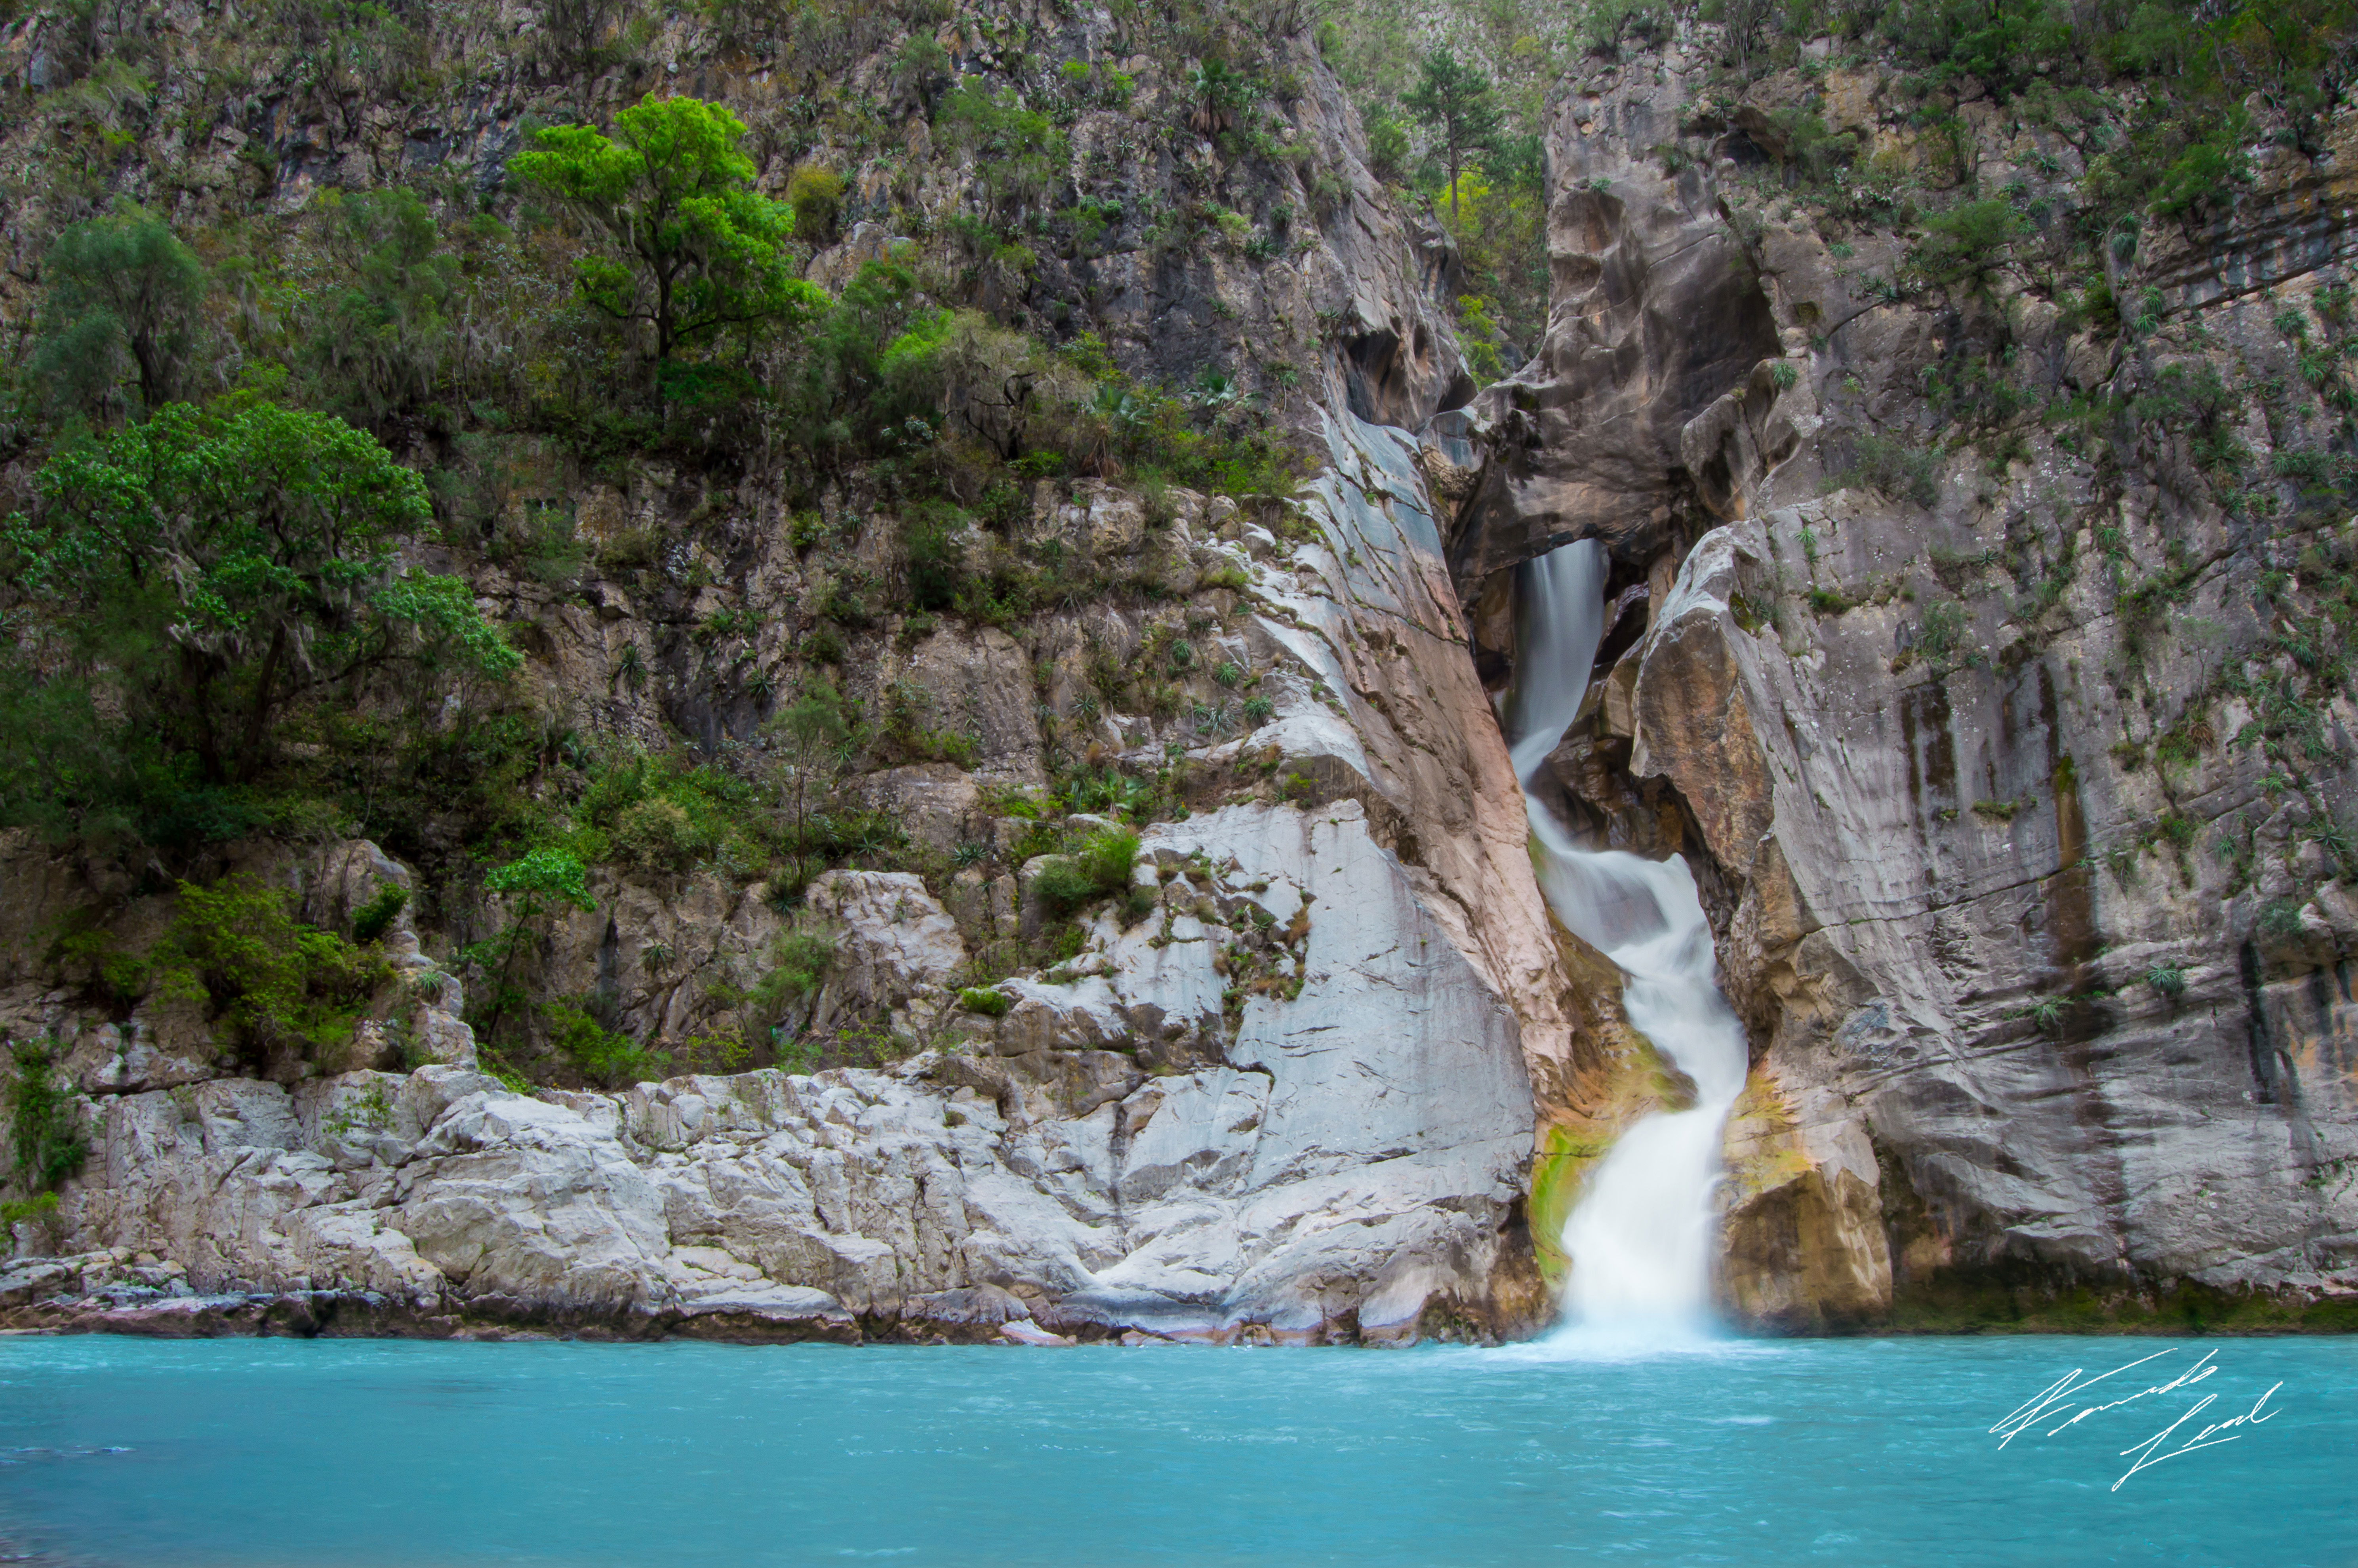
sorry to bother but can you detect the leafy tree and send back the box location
[779,259,925,463]
[0,402,518,845]
[511,94,823,365]
[157,877,395,1071]
[28,204,206,420]
[768,677,850,890]
[473,848,595,1041]
[1911,198,2023,286]
[1403,49,1502,218]
[301,188,459,423]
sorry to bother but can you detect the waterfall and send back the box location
[1509,542,1750,1338]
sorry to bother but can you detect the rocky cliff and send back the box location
[6,1,2358,1342]
[1473,28,2358,1330]
[5,414,1576,1345]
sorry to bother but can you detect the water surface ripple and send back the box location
[0,1336,2348,1566]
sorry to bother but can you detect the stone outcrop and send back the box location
[1477,32,2358,1328]
[1447,80,1798,596]
[6,411,1574,1346]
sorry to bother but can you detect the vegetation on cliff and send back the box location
[0,0,2353,1096]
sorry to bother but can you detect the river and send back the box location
[0,1335,2348,1565]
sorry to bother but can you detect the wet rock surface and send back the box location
[1479,35,2358,1328]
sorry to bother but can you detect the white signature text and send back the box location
[1988,1348,2282,1490]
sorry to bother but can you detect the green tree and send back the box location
[158,878,395,1071]
[473,848,596,1042]
[1911,198,2022,286]
[28,204,206,420]
[881,309,1093,463]
[511,94,823,365]
[779,259,925,463]
[1403,49,1502,218]
[301,188,459,422]
[0,402,519,844]
[768,677,850,890]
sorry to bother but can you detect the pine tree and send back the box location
[1403,50,1503,218]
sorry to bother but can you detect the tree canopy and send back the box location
[0,401,518,847]
[1403,50,1501,218]
[512,93,824,364]
[29,204,207,421]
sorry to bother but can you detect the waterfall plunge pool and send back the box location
[0,1335,2349,1566]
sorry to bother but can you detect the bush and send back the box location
[1078,827,1141,894]
[6,1037,86,1197]
[1030,855,1099,917]
[1912,199,2021,286]
[958,986,1012,1017]
[158,878,395,1069]
[351,885,410,944]
[787,165,846,244]
[901,505,968,612]
[611,797,714,873]
[544,1000,667,1089]
[747,930,835,1016]
[1843,433,1941,509]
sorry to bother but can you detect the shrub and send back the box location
[1030,855,1099,917]
[6,1037,86,1196]
[901,505,968,612]
[468,848,596,1042]
[351,885,410,944]
[1911,199,2021,286]
[747,930,835,1016]
[1842,433,1941,509]
[1914,600,1967,661]
[611,797,714,873]
[1077,827,1140,894]
[544,1000,667,1089]
[158,878,395,1068]
[958,986,1012,1017]
[2146,962,2187,1000]
[787,165,846,244]
[2260,898,2307,939]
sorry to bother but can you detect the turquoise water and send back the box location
[0,1334,2350,1566]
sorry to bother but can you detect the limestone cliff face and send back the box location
[3,413,1578,1345]
[0,0,1603,1341]
[1466,34,2358,1327]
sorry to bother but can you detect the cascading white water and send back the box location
[1509,542,1751,1338]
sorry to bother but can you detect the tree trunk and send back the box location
[236,623,288,784]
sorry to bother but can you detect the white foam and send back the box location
[1507,542,1749,1339]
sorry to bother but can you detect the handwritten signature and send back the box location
[1990,1348,2283,1491]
